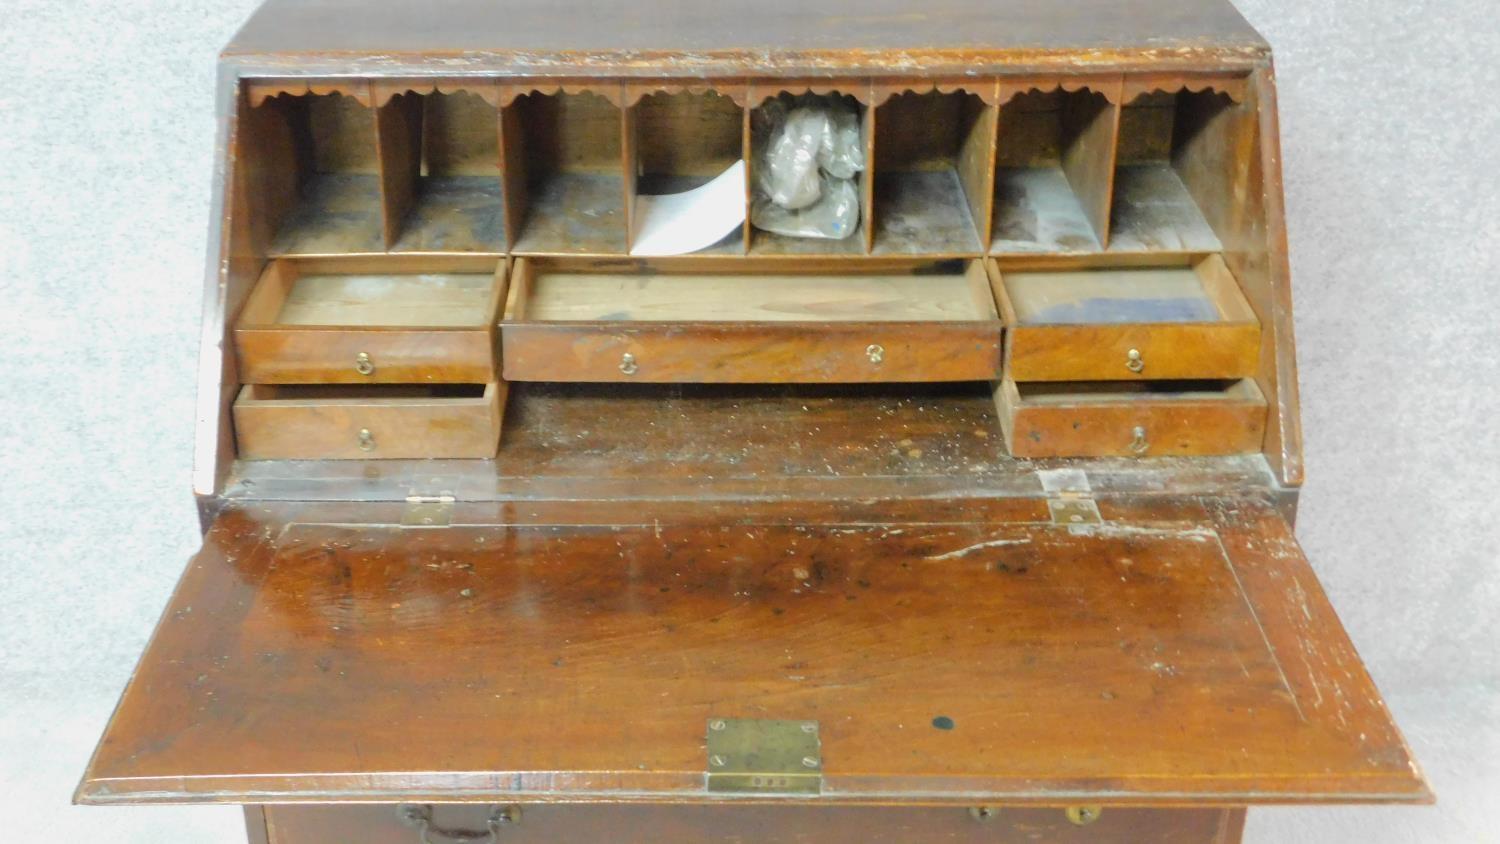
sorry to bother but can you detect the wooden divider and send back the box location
[239,74,1250,262]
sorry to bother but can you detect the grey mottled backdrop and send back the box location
[1,1,1495,840]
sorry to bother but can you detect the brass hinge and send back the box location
[402,495,455,528]
[1039,469,1103,526]
[706,719,822,795]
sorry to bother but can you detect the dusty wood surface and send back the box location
[223,0,1269,75]
[79,496,1424,805]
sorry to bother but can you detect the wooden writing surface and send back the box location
[79,497,1425,806]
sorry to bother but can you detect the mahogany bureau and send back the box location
[79,0,1430,841]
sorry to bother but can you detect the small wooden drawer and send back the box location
[233,383,504,460]
[500,257,1003,383]
[235,256,507,384]
[996,378,1266,458]
[261,804,1244,844]
[990,255,1260,382]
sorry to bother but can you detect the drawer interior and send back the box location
[239,257,505,329]
[505,258,998,324]
[997,255,1253,327]
[1012,378,1260,404]
[239,383,492,403]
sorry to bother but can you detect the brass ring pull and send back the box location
[619,352,639,376]
[355,352,376,376]
[866,344,885,365]
[1126,348,1144,374]
[357,428,376,452]
[1129,426,1149,455]
[398,805,520,843]
[1065,805,1103,826]
[968,806,998,823]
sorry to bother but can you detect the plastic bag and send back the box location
[751,96,865,240]
[751,177,861,240]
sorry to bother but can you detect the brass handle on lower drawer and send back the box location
[357,428,376,452]
[1130,426,1150,455]
[398,805,520,842]
[355,351,376,376]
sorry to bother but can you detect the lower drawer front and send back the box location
[996,378,1267,459]
[263,804,1244,844]
[233,383,505,460]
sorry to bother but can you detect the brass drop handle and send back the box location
[355,351,376,376]
[398,805,520,843]
[1065,805,1103,826]
[1126,348,1144,374]
[619,352,639,376]
[968,806,998,823]
[357,428,376,452]
[866,344,885,365]
[1129,426,1149,455]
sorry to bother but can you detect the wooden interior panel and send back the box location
[1060,83,1122,249]
[991,86,1120,254]
[871,91,991,254]
[381,90,507,253]
[245,92,386,255]
[506,91,627,253]
[499,104,530,250]
[306,94,380,174]
[633,91,744,181]
[79,497,1426,805]
[424,91,502,176]
[1239,67,1304,485]
[375,93,423,249]
[627,90,748,255]
[1110,88,1240,254]
[236,94,302,256]
[264,804,1246,844]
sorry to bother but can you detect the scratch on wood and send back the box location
[926,537,1031,560]
[1065,523,1216,541]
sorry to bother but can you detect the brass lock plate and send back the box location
[706,719,822,795]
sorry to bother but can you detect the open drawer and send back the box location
[232,383,504,460]
[991,255,1260,382]
[500,258,1003,383]
[235,256,507,384]
[78,498,1427,807]
[996,378,1267,458]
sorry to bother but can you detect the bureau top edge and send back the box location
[222,0,1271,71]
